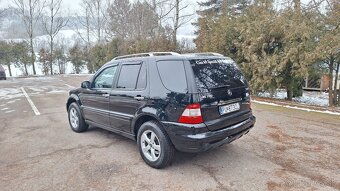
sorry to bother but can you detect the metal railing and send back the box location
[113,52,180,60]
[113,52,225,60]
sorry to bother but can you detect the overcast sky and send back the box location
[0,0,316,36]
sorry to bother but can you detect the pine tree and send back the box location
[69,43,85,74]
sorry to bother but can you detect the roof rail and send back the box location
[113,52,180,60]
[183,52,224,57]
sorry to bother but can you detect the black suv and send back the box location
[66,52,255,168]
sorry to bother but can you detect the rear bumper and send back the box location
[162,116,256,153]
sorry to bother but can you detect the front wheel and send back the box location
[137,121,175,169]
[68,102,88,133]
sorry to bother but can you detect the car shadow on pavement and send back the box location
[171,144,238,167]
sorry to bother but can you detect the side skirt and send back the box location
[85,120,136,141]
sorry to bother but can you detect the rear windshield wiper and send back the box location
[211,85,231,89]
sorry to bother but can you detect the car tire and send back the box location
[68,102,88,133]
[137,121,175,169]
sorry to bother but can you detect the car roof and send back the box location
[102,52,231,67]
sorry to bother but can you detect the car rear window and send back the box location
[190,59,247,92]
[156,60,187,93]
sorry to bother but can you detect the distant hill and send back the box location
[0,7,85,39]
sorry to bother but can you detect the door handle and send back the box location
[102,93,110,98]
[134,96,145,100]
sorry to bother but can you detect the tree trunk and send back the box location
[24,63,28,76]
[7,64,12,77]
[30,37,36,75]
[287,80,293,101]
[58,59,62,74]
[334,62,339,105]
[173,0,179,51]
[328,57,334,107]
[50,36,53,75]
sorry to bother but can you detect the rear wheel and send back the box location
[137,121,175,169]
[68,102,88,132]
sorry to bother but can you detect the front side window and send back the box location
[93,66,117,88]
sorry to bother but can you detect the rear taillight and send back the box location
[178,103,203,124]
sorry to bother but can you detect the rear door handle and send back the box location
[134,96,145,100]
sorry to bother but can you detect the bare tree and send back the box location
[73,0,108,45]
[72,0,91,47]
[13,0,45,75]
[84,0,108,43]
[130,1,159,39]
[42,0,68,75]
[146,0,176,33]
[106,0,131,39]
[171,0,194,49]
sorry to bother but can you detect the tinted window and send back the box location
[93,66,117,88]
[157,60,187,93]
[136,63,147,90]
[117,64,141,89]
[190,59,247,93]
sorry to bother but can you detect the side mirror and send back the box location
[81,81,91,89]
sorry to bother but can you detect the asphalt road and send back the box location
[0,76,339,191]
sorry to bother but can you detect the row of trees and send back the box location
[71,0,194,73]
[0,41,68,75]
[195,0,340,106]
[0,0,194,75]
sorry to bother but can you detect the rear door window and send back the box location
[156,60,187,93]
[117,64,141,89]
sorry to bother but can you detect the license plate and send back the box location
[219,103,240,115]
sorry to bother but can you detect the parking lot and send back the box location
[0,75,339,191]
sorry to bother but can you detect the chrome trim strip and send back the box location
[82,106,134,119]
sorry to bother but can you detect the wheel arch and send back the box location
[132,114,161,139]
[66,94,81,111]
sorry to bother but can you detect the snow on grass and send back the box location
[252,100,340,116]
[257,90,329,107]
[294,91,329,107]
[2,61,89,77]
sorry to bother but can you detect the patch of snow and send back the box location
[5,110,15,113]
[28,87,44,92]
[47,90,66,94]
[0,88,23,100]
[294,91,328,107]
[252,100,340,116]
[257,90,329,107]
[2,61,89,77]
[6,99,21,104]
[1,107,9,110]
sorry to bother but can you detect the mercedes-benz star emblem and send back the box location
[227,89,232,96]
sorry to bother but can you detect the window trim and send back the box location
[91,64,118,89]
[135,63,147,91]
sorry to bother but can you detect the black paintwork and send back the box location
[66,55,256,152]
